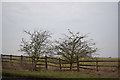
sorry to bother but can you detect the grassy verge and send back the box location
[2,69,117,78]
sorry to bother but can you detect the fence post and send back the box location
[59,58,62,71]
[1,54,2,57]
[32,58,34,71]
[1,54,2,59]
[77,56,80,72]
[45,55,48,70]
[1,54,3,63]
[96,58,98,72]
[21,55,23,64]
[10,55,12,63]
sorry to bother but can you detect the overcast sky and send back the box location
[2,2,118,58]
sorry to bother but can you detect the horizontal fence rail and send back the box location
[1,54,120,72]
[78,60,119,62]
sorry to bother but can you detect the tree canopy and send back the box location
[20,30,51,70]
[55,29,97,69]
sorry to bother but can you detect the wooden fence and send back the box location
[1,54,119,72]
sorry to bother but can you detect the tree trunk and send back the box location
[32,58,37,71]
[34,61,37,71]
[77,55,79,72]
[45,55,48,70]
[59,58,62,71]
[70,62,72,71]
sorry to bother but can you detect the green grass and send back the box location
[3,69,115,78]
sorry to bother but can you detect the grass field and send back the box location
[2,55,119,79]
[2,69,118,78]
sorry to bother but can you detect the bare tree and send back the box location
[20,30,51,71]
[55,29,97,71]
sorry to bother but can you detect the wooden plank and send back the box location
[1,55,11,57]
[79,64,96,66]
[10,61,19,63]
[60,69,77,71]
[61,66,77,68]
[7,59,31,63]
[79,67,96,70]
[2,55,22,57]
[47,64,59,67]
[79,60,119,62]
[11,58,20,61]
[2,61,19,63]
[97,60,119,62]
[98,65,118,67]
[11,55,21,57]
[79,60,96,62]
[36,64,45,66]
[2,58,10,59]
[39,57,45,59]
